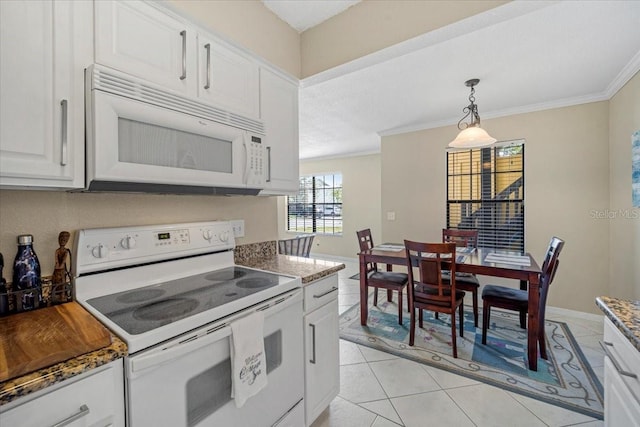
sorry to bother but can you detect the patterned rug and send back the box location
[339,297,604,419]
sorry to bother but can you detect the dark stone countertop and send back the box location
[0,334,127,406]
[596,296,640,352]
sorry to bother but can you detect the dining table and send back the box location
[358,245,543,371]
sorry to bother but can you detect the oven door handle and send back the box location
[131,325,232,374]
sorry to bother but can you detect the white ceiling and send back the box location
[275,0,640,160]
[262,0,360,33]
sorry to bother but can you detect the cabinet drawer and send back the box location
[604,317,640,403]
[0,360,125,427]
[303,275,338,313]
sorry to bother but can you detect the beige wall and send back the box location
[0,190,278,278]
[609,71,640,300]
[300,0,507,77]
[380,102,612,314]
[166,0,301,77]
[281,154,382,259]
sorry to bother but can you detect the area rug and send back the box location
[339,297,604,419]
[349,273,360,280]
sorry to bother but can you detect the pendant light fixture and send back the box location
[448,78,496,149]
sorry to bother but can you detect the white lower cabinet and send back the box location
[0,360,125,427]
[303,275,340,426]
[603,317,640,427]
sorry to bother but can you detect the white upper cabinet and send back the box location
[198,37,260,119]
[0,0,91,189]
[260,68,300,194]
[95,0,197,96]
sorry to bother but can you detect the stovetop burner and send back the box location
[236,277,277,289]
[117,288,166,304]
[86,266,289,335]
[205,269,247,281]
[133,298,199,322]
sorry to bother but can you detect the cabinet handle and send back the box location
[51,404,90,427]
[204,43,211,89]
[266,146,272,182]
[599,341,638,378]
[313,286,338,299]
[60,99,68,166]
[310,323,316,364]
[180,30,187,80]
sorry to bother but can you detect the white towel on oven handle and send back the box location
[230,310,268,408]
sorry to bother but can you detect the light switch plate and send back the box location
[230,220,245,238]
[387,212,396,221]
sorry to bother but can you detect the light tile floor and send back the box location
[311,259,606,427]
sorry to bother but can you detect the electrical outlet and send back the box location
[230,220,245,238]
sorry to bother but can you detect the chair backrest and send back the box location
[278,235,314,257]
[538,236,565,328]
[356,229,378,273]
[404,240,457,305]
[442,228,478,248]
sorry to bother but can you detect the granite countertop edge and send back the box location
[596,296,640,352]
[0,334,128,407]
[237,254,345,284]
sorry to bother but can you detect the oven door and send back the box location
[125,290,303,427]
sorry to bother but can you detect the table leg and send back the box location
[519,279,527,328]
[386,264,393,302]
[527,272,540,371]
[360,253,368,325]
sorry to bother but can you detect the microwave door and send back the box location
[88,91,248,191]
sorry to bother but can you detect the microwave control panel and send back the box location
[245,134,266,187]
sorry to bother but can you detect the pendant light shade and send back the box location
[448,79,496,149]
[449,126,496,148]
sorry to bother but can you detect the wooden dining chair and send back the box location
[481,236,565,359]
[404,240,466,357]
[441,228,480,327]
[356,229,409,325]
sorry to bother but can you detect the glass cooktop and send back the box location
[87,266,286,335]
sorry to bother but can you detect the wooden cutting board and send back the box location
[0,302,112,382]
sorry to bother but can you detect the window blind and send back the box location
[446,142,524,251]
[286,174,343,235]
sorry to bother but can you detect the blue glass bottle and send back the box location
[13,235,42,311]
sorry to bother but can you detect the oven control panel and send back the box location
[74,221,236,275]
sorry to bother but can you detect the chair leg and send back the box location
[482,300,489,345]
[435,312,439,320]
[409,306,416,346]
[373,288,378,306]
[419,308,423,328]
[387,289,392,302]
[397,290,403,325]
[458,304,464,337]
[472,288,479,328]
[451,311,458,358]
[539,330,548,360]
[519,309,526,329]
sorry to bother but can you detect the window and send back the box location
[286,173,343,235]
[446,141,524,251]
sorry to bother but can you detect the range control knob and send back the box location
[219,231,230,243]
[91,243,108,259]
[202,229,214,242]
[120,236,136,249]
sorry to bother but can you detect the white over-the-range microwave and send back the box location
[85,64,267,195]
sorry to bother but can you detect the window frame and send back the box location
[446,140,525,252]
[286,173,343,236]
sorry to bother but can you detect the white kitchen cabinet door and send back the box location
[605,357,640,427]
[0,360,125,427]
[0,0,90,189]
[304,298,340,426]
[95,0,197,96]
[259,68,300,195]
[197,37,259,119]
